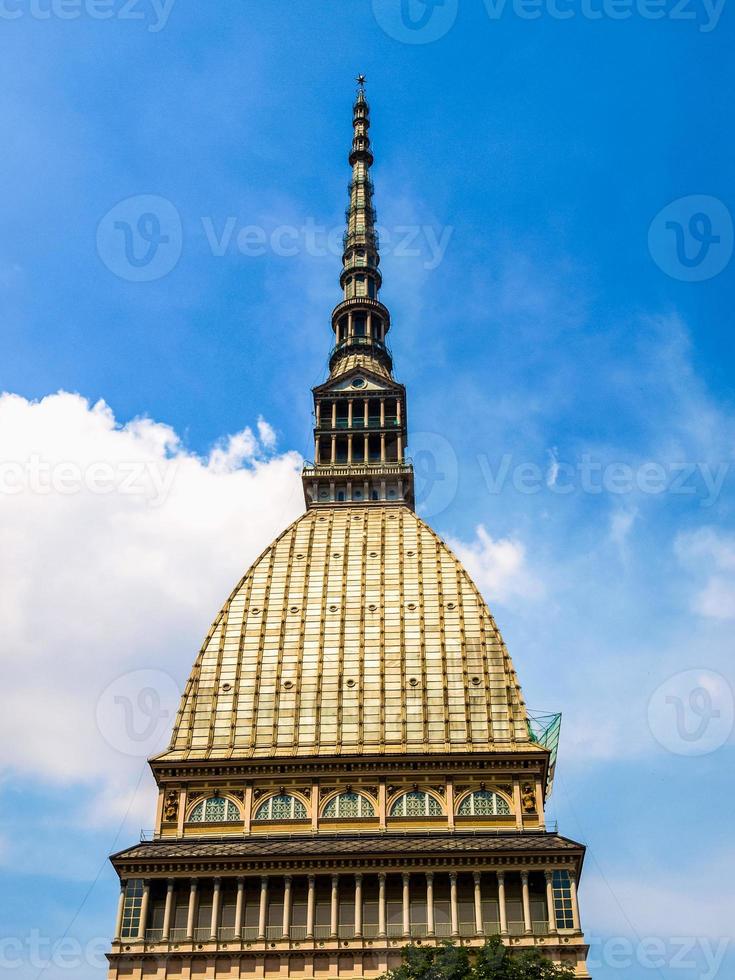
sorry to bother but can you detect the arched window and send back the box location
[322,792,376,818]
[254,794,307,821]
[457,791,511,817]
[189,796,241,823]
[390,791,442,817]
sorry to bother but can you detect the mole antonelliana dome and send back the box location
[162,508,536,762]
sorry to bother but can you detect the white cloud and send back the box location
[675,527,735,620]
[0,391,304,822]
[448,524,543,604]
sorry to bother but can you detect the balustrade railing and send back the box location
[152,919,554,946]
[318,417,400,430]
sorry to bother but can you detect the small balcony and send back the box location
[329,338,392,373]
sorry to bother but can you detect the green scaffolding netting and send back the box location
[527,711,562,797]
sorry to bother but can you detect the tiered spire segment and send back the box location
[343,77,379,274]
[329,77,392,377]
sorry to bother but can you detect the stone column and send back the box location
[569,872,581,932]
[316,403,321,427]
[282,876,293,939]
[314,437,320,464]
[162,879,175,941]
[331,436,336,464]
[311,783,319,832]
[544,872,557,935]
[243,787,253,833]
[449,873,459,938]
[380,398,385,427]
[380,433,386,463]
[425,873,435,937]
[176,788,187,837]
[473,872,484,936]
[113,880,126,942]
[331,402,337,427]
[306,875,316,940]
[258,877,268,940]
[402,872,410,937]
[521,872,532,935]
[330,875,339,938]
[348,400,354,428]
[512,780,523,830]
[186,880,198,941]
[354,874,363,938]
[497,873,508,936]
[446,780,455,831]
[535,779,546,830]
[137,880,150,941]
[235,878,245,938]
[396,399,402,425]
[210,878,222,941]
[378,873,387,938]
[364,400,369,426]
[348,435,353,464]
[364,435,369,464]
[397,434,403,460]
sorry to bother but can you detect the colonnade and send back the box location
[114,869,581,945]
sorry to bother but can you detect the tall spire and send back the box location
[302,78,414,511]
[329,75,392,379]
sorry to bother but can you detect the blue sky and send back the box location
[1,2,734,979]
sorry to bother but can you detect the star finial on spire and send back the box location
[356,74,366,88]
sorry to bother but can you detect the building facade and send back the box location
[107,80,591,980]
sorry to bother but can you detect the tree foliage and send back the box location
[382,938,576,980]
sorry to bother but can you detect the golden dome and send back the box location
[162,507,534,761]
